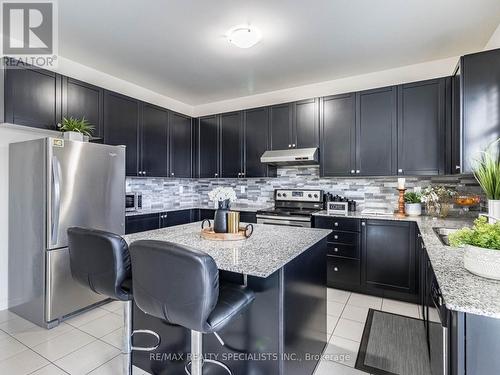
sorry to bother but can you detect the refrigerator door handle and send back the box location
[51,156,62,247]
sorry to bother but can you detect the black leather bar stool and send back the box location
[67,227,160,375]
[129,240,255,375]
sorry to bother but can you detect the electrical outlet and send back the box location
[240,185,246,194]
[179,186,184,194]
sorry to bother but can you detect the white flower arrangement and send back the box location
[208,187,237,203]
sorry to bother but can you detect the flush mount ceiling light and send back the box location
[226,25,262,49]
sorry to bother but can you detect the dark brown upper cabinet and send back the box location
[397,78,446,175]
[356,86,397,176]
[141,103,169,177]
[320,93,356,176]
[451,65,462,174]
[103,91,140,176]
[197,115,220,178]
[62,77,103,139]
[270,103,292,150]
[169,112,193,178]
[220,111,244,178]
[294,98,319,148]
[270,99,319,150]
[456,48,500,173]
[244,107,273,177]
[4,62,61,130]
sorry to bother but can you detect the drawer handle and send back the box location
[333,267,339,272]
[334,247,339,252]
[334,235,339,240]
[334,222,339,227]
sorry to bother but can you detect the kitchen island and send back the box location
[124,222,331,375]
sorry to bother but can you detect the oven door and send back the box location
[256,215,311,228]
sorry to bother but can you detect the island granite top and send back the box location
[123,222,331,278]
[315,211,500,319]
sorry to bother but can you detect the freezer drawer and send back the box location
[45,248,106,323]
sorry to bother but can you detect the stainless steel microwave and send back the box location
[125,192,142,212]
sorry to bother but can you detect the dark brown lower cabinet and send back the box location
[327,257,361,286]
[362,220,417,295]
[314,216,419,303]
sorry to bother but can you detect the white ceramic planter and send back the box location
[63,131,89,142]
[405,203,422,216]
[488,200,500,223]
[463,245,500,280]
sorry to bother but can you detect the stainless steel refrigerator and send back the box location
[9,137,125,328]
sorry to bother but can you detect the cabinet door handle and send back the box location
[356,170,360,174]
[292,144,296,148]
[334,247,339,252]
[455,165,461,171]
[334,235,339,240]
[214,173,218,177]
[288,144,292,148]
[334,222,339,227]
[171,172,174,177]
[333,267,339,272]
[398,169,403,173]
[361,221,366,226]
[350,170,355,174]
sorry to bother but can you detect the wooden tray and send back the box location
[201,226,250,241]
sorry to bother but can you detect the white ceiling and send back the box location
[58,0,500,106]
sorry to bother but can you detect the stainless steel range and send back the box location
[256,189,324,227]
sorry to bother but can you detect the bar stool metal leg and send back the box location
[185,330,232,375]
[191,331,203,375]
[123,301,133,375]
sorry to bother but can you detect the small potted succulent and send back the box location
[404,191,422,216]
[473,139,500,223]
[449,216,500,280]
[58,117,94,142]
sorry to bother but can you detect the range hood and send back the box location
[260,147,319,166]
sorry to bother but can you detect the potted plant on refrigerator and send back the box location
[449,216,500,280]
[404,191,422,216]
[57,117,94,142]
[473,139,500,223]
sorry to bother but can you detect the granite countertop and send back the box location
[315,211,500,319]
[123,222,331,278]
[126,203,272,217]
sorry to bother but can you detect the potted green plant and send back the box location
[449,216,500,280]
[473,139,500,223]
[57,117,94,142]
[404,191,422,216]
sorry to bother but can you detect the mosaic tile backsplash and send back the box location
[126,166,484,213]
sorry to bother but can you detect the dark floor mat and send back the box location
[355,309,431,375]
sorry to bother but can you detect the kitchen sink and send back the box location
[433,227,459,246]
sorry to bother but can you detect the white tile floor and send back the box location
[313,289,423,375]
[0,289,422,375]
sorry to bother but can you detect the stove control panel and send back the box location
[275,189,323,202]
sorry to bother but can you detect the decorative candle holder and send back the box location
[396,188,407,217]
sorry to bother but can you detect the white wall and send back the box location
[484,22,500,50]
[0,124,60,311]
[51,57,195,117]
[193,56,460,116]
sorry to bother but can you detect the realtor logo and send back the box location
[2,1,58,67]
